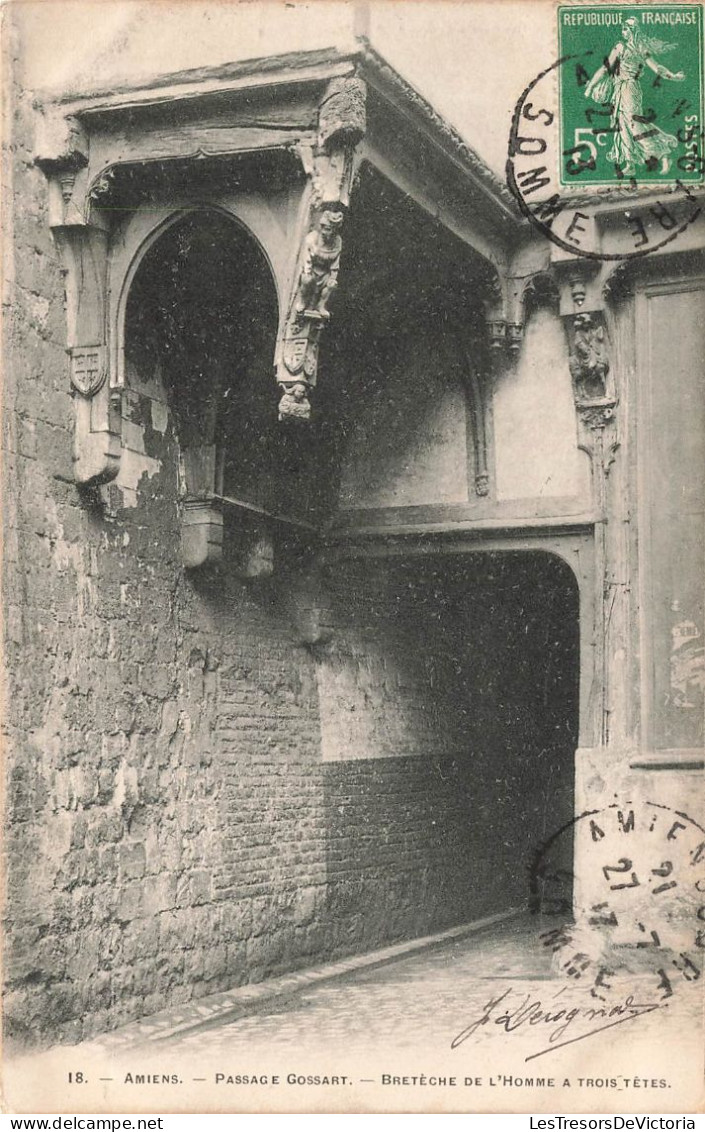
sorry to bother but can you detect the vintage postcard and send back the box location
[2,0,704,1116]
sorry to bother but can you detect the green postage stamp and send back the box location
[559,5,704,185]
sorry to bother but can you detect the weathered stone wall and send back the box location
[2,146,322,1040]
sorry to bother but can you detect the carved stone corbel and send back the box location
[552,259,616,432]
[506,322,524,352]
[482,271,527,357]
[486,318,508,352]
[556,261,602,319]
[482,271,508,354]
[180,447,276,575]
[492,271,561,357]
[51,220,121,486]
[37,117,121,487]
[275,76,366,418]
[35,111,89,226]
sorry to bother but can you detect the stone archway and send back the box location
[121,208,290,565]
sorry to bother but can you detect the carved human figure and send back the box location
[278,381,311,421]
[295,210,343,316]
[569,313,610,400]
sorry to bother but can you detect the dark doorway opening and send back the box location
[319,550,580,950]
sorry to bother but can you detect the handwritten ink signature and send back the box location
[450,987,665,1062]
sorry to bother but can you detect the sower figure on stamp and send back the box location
[295,209,343,317]
[585,16,685,175]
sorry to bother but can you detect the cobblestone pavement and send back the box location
[105,914,699,1071]
[170,915,554,1060]
[9,915,702,1113]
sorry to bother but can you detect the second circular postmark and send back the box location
[531,799,705,1004]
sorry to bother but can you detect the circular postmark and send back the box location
[507,11,704,262]
[530,801,705,1003]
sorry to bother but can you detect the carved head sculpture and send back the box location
[278,380,311,421]
[318,210,344,240]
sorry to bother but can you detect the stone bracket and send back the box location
[183,499,276,579]
[52,223,121,486]
[182,497,224,570]
[35,110,90,226]
[181,445,223,569]
[275,76,366,420]
[36,110,121,486]
[485,259,628,361]
[180,445,276,576]
[482,271,527,357]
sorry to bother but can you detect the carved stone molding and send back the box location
[522,271,560,317]
[276,77,366,417]
[457,335,491,498]
[51,223,121,486]
[483,270,561,357]
[35,108,123,486]
[552,259,602,318]
[475,472,490,498]
[575,396,618,434]
[486,318,507,352]
[482,270,519,357]
[506,322,524,352]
